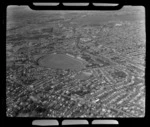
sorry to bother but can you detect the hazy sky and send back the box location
[7,5,145,13]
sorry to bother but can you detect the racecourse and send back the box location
[38,54,85,71]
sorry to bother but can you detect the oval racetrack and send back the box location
[38,54,85,71]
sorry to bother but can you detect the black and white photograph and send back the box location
[6,5,145,118]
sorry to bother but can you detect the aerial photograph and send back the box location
[6,5,145,117]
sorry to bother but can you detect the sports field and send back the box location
[38,54,85,71]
